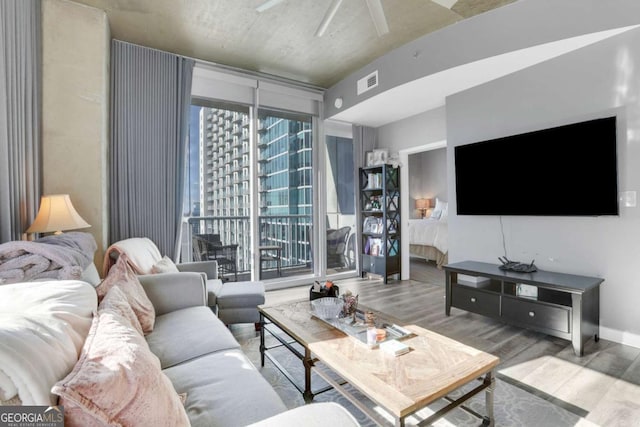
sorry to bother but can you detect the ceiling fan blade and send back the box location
[256,0,285,13]
[314,0,344,37]
[365,0,389,37]
[431,0,457,9]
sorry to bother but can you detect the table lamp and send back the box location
[415,198,430,218]
[26,194,91,235]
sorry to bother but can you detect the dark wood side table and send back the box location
[444,261,603,356]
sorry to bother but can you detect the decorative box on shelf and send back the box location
[457,274,490,287]
[516,283,538,299]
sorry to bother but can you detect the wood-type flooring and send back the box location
[232,258,640,426]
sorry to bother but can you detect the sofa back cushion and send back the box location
[52,309,189,427]
[96,254,155,334]
[0,280,96,405]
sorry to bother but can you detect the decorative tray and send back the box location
[310,308,413,347]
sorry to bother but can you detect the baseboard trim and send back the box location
[599,326,640,349]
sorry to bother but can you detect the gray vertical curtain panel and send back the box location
[110,41,194,258]
[0,0,42,243]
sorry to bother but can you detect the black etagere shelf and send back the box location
[359,164,400,284]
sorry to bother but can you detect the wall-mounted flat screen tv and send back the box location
[455,116,618,216]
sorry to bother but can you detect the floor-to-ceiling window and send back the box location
[257,109,314,279]
[181,65,332,287]
[183,100,252,279]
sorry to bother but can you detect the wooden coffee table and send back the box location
[259,300,500,426]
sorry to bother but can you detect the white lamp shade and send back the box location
[26,194,90,234]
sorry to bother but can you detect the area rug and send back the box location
[238,327,585,426]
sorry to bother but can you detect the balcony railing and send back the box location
[182,215,312,279]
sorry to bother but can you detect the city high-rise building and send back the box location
[194,106,313,276]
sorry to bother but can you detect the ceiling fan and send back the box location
[256,0,459,37]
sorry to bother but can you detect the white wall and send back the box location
[408,148,447,218]
[447,28,640,348]
[378,108,447,279]
[377,106,446,153]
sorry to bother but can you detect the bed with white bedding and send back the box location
[408,218,448,268]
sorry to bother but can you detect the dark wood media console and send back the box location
[443,261,603,356]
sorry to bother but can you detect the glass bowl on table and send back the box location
[310,297,343,320]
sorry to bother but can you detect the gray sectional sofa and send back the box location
[138,272,283,426]
[140,272,361,426]
[0,233,360,426]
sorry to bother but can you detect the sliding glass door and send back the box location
[183,101,252,279]
[183,102,316,282]
[183,65,355,286]
[257,109,314,280]
[325,134,356,275]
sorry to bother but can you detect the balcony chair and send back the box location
[193,234,238,282]
[104,237,264,328]
[326,226,351,269]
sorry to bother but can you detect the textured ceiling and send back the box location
[70,0,516,88]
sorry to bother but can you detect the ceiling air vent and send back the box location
[357,70,378,96]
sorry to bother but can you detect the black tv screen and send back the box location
[455,117,618,216]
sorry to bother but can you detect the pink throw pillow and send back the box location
[52,310,189,427]
[96,253,155,334]
[97,286,144,336]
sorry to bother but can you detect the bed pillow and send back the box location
[439,202,449,222]
[96,253,155,334]
[430,198,446,219]
[151,256,179,274]
[52,309,189,427]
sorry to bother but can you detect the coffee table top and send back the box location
[259,299,500,419]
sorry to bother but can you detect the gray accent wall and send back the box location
[408,148,447,219]
[325,0,640,120]
[447,26,640,348]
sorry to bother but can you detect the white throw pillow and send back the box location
[430,198,446,219]
[151,256,179,274]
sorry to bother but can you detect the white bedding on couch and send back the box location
[0,280,96,405]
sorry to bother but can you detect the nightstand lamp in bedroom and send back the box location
[416,198,431,218]
[26,194,91,235]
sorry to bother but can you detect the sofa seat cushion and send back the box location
[217,280,265,309]
[163,350,287,427]
[146,306,240,369]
